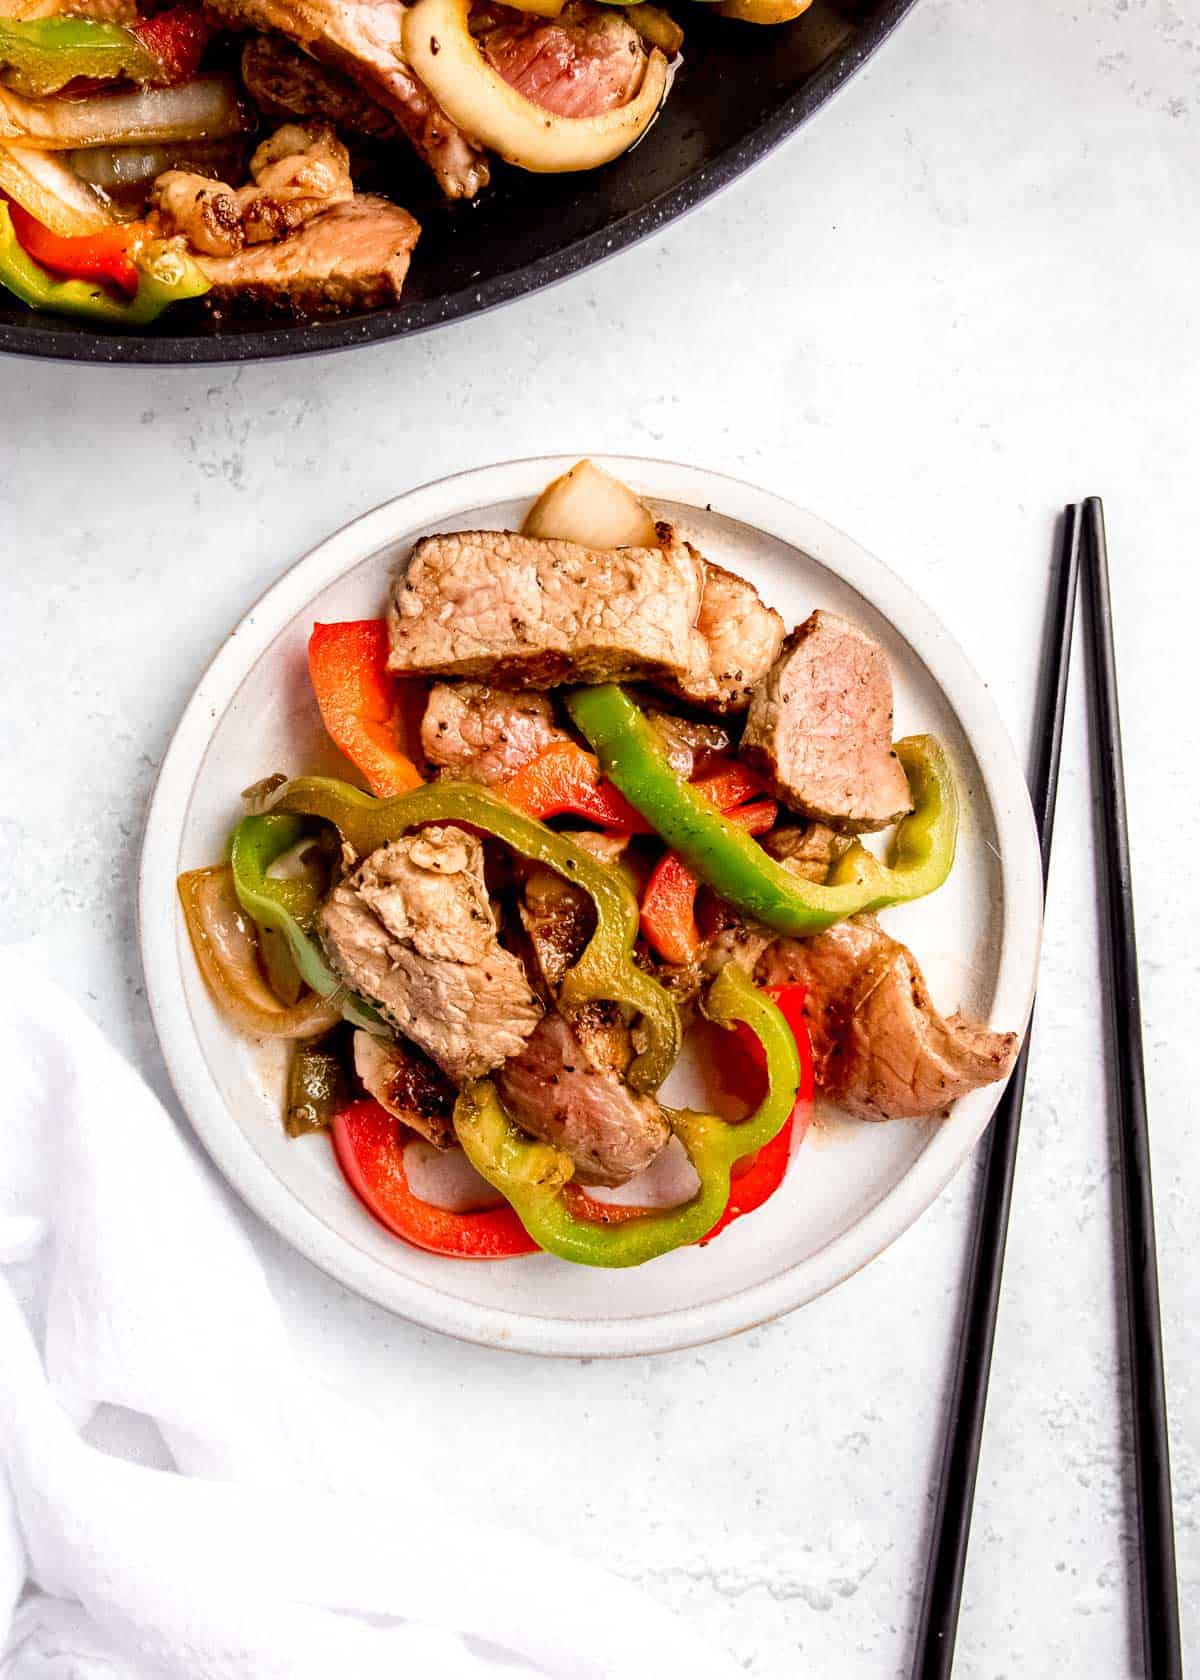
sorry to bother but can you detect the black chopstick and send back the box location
[911,505,1082,1680]
[1082,498,1182,1680]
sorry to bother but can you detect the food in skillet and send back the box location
[177,461,1020,1267]
[0,0,808,325]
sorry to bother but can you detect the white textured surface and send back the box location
[1,0,1196,1671]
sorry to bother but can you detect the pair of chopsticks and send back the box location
[912,502,1182,1679]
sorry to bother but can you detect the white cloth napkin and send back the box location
[0,951,740,1680]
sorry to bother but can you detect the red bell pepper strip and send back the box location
[640,796,777,963]
[308,621,424,800]
[700,983,814,1244]
[8,200,138,294]
[131,2,213,82]
[498,739,652,832]
[332,1099,537,1259]
[689,760,768,811]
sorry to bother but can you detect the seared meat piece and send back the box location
[760,914,1018,1121]
[152,125,352,258]
[518,831,631,992]
[196,193,419,313]
[699,903,772,982]
[496,1012,668,1185]
[517,834,637,1076]
[519,863,593,993]
[761,820,849,882]
[388,528,709,690]
[643,705,732,777]
[352,1029,456,1147]
[205,0,488,197]
[741,611,913,833]
[421,682,569,784]
[318,826,542,1083]
[660,558,785,713]
[389,528,780,714]
[478,2,646,117]
[241,33,402,141]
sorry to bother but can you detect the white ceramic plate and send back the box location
[139,456,1041,1358]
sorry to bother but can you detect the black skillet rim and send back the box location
[0,0,917,366]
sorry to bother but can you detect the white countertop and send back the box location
[2,0,1196,1671]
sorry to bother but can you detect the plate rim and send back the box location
[0,0,920,367]
[138,453,1041,1357]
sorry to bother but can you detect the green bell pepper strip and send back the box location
[266,776,682,1092]
[453,964,801,1268]
[0,17,159,95]
[566,684,958,936]
[0,203,209,324]
[228,814,385,1034]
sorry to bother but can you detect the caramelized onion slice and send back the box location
[403,0,668,174]
[178,865,342,1040]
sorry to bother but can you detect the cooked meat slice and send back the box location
[699,903,772,981]
[195,193,419,313]
[761,820,849,882]
[740,611,913,833]
[759,914,1018,1121]
[388,528,708,688]
[658,557,785,713]
[318,826,542,1083]
[496,1012,668,1185]
[516,835,637,1074]
[352,1029,456,1147]
[205,0,488,197]
[643,705,732,777]
[478,2,647,117]
[519,863,593,993]
[241,33,402,141]
[518,831,632,991]
[151,125,352,258]
[421,682,569,784]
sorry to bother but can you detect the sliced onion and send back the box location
[624,4,682,56]
[0,74,249,150]
[0,143,111,234]
[70,137,250,195]
[177,866,342,1041]
[403,0,668,174]
[402,1138,505,1212]
[491,0,566,15]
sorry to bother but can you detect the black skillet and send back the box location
[0,0,918,364]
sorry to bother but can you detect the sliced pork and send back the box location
[761,820,849,882]
[318,826,542,1083]
[659,557,785,713]
[760,914,1018,1121]
[195,193,419,313]
[478,3,647,117]
[151,125,353,259]
[205,0,489,198]
[352,1029,456,1147]
[241,33,403,141]
[740,610,913,832]
[387,528,709,690]
[496,1012,669,1185]
[421,682,570,784]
